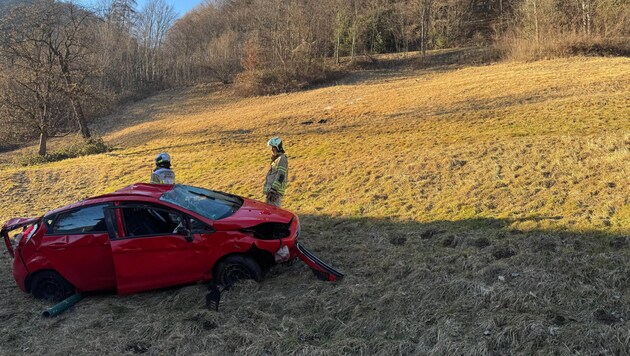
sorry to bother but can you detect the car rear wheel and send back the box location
[215,255,263,286]
[30,271,75,301]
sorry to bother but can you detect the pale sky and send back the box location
[74,0,206,17]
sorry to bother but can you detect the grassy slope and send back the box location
[1,56,630,355]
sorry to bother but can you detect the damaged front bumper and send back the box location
[295,241,344,282]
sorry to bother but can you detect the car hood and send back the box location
[212,198,294,230]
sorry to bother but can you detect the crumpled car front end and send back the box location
[233,208,344,282]
[248,215,344,282]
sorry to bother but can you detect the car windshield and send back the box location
[160,184,243,220]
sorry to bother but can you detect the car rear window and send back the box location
[49,204,109,235]
[160,184,243,220]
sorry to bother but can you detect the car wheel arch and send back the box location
[25,268,54,293]
[212,246,274,281]
[28,269,76,301]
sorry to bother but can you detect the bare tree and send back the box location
[204,30,242,84]
[420,0,433,56]
[135,0,177,85]
[51,3,100,139]
[166,3,225,84]
[0,1,75,155]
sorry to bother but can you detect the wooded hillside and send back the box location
[0,0,628,154]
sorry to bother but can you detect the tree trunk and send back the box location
[335,28,341,65]
[351,1,357,62]
[421,0,432,57]
[351,26,356,61]
[38,130,48,156]
[499,0,504,32]
[581,0,592,35]
[533,0,540,43]
[72,100,91,139]
[60,60,92,139]
[420,17,427,58]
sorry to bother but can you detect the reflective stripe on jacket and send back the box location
[151,168,176,184]
[264,154,288,195]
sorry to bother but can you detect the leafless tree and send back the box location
[0,0,87,155]
[134,0,177,85]
[204,30,242,84]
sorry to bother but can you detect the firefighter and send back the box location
[150,152,176,184]
[263,137,288,207]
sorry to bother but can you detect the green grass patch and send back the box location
[15,138,112,166]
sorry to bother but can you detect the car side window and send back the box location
[120,205,183,237]
[190,218,214,234]
[49,204,109,235]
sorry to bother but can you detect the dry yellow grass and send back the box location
[1,56,629,231]
[1,55,630,355]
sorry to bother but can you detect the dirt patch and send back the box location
[389,236,407,246]
[593,309,619,324]
[471,237,491,249]
[125,342,150,354]
[492,246,516,260]
[609,237,627,249]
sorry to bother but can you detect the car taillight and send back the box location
[12,224,38,249]
[24,224,38,244]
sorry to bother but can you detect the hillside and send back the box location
[1,56,630,355]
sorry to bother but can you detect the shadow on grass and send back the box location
[1,214,628,355]
[292,214,630,355]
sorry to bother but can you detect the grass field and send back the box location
[1,54,630,355]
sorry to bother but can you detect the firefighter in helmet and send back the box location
[150,152,176,184]
[263,137,288,207]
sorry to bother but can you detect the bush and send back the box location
[15,138,112,166]
[501,35,630,61]
[235,64,344,96]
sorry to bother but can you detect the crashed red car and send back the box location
[2,183,342,301]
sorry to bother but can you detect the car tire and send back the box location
[30,270,75,301]
[215,255,263,286]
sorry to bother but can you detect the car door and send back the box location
[108,202,211,295]
[42,203,117,291]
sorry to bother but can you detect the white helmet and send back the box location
[155,152,171,167]
[267,137,282,149]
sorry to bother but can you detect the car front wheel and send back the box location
[215,255,263,286]
[30,271,75,301]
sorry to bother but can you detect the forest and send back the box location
[0,0,628,155]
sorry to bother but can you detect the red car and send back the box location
[2,184,342,301]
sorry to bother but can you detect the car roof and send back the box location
[104,183,173,199]
[45,184,172,216]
